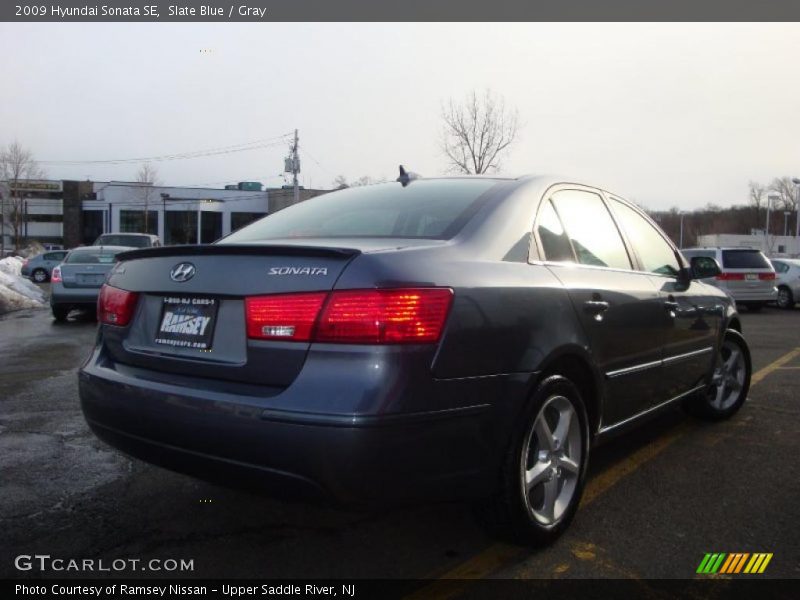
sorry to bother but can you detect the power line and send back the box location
[39,134,293,166]
[298,147,332,174]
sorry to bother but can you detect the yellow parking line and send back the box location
[751,348,800,385]
[407,347,800,598]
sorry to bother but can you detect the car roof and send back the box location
[683,247,766,252]
[71,245,136,252]
[99,233,156,238]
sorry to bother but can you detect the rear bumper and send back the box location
[79,349,521,505]
[727,288,777,303]
[50,287,101,307]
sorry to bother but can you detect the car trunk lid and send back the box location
[101,244,360,387]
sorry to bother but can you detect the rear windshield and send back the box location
[221,179,499,242]
[65,249,123,264]
[96,235,151,248]
[722,250,770,269]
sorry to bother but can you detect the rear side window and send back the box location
[221,179,499,242]
[611,200,680,277]
[772,261,788,273]
[722,250,770,269]
[550,190,631,270]
[536,199,574,262]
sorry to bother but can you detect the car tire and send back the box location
[52,306,70,322]
[475,374,590,546]
[683,329,751,421]
[776,286,794,310]
[32,268,48,283]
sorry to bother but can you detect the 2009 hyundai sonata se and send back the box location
[79,173,751,544]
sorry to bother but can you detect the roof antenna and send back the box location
[397,165,421,187]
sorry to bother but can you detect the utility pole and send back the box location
[0,189,5,257]
[766,194,779,253]
[292,129,300,205]
[793,178,800,257]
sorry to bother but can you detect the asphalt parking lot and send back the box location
[1,294,798,586]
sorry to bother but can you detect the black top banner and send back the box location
[3,0,800,22]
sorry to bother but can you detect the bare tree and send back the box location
[0,141,45,251]
[768,177,797,212]
[135,163,160,234]
[748,181,766,229]
[440,89,520,174]
[331,175,386,189]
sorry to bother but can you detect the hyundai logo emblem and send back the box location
[170,262,196,283]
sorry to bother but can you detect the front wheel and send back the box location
[475,375,589,546]
[684,329,751,420]
[776,286,794,310]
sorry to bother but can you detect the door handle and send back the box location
[584,300,610,314]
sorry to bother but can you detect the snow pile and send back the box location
[0,256,47,313]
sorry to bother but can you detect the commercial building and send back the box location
[0,179,327,250]
[696,233,800,258]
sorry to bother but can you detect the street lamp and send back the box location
[792,178,800,240]
[784,211,791,236]
[679,211,686,249]
[766,194,779,235]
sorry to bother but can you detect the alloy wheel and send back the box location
[708,339,746,411]
[520,394,582,526]
[777,288,792,309]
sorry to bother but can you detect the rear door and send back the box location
[43,251,67,270]
[608,198,721,401]
[534,187,669,427]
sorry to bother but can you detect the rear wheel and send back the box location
[52,306,70,322]
[684,330,751,420]
[776,286,794,310]
[475,375,589,546]
[32,268,48,283]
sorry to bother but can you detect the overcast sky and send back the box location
[2,22,799,210]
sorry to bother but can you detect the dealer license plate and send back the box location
[155,296,218,350]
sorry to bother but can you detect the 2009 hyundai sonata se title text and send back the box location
[79,173,751,544]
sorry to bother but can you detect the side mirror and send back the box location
[690,256,722,280]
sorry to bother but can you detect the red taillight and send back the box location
[759,272,776,280]
[244,288,454,344]
[716,273,745,281]
[51,266,62,283]
[316,288,454,344]
[245,292,328,341]
[98,284,139,326]
[22,259,29,267]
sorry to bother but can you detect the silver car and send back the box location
[50,246,134,321]
[681,247,777,311]
[21,250,69,283]
[770,258,800,309]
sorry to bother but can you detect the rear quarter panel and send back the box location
[334,246,587,380]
